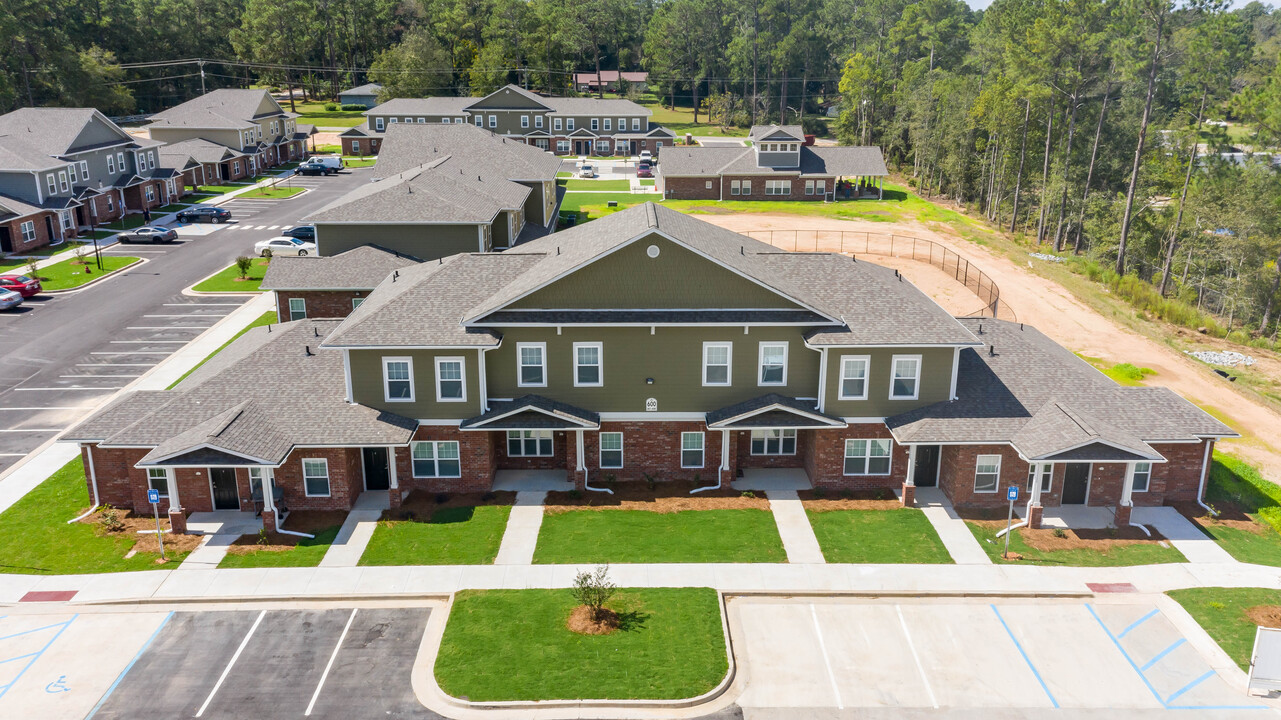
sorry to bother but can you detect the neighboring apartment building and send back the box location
[337,83,384,108]
[145,89,309,173]
[0,108,182,253]
[156,138,254,188]
[307,123,562,256]
[66,203,1234,534]
[340,84,675,157]
[573,71,649,92]
[658,125,889,201]
[261,245,422,320]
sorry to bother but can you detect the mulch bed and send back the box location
[1173,500,1271,534]
[1246,605,1281,629]
[225,510,347,554]
[382,489,516,522]
[544,480,769,515]
[566,605,619,635]
[798,488,902,511]
[968,517,1168,551]
[79,506,205,556]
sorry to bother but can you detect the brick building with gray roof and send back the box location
[65,203,1232,533]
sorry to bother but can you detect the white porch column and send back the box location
[904,445,918,487]
[1029,463,1045,507]
[575,430,586,472]
[1120,462,1136,508]
[261,468,276,515]
[387,446,399,490]
[721,430,731,472]
[167,467,182,511]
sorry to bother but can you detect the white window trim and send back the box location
[535,115,544,128]
[1027,464,1053,493]
[974,454,1002,493]
[843,438,893,476]
[758,342,788,386]
[435,356,467,403]
[303,457,331,497]
[147,467,171,498]
[488,115,497,128]
[288,297,306,321]
[411,440,462,478]
[382,356,415,403]
[516,342,547,387]
[375,117,385,131]
[838,355,870,401]
[750,429,797,456]
[79,160,88,178]
[554,117,562,131]
[681,431,705,468]
[573,342,603,387]
[352,297,364,309]
[507,430,554,457]
[599,431,623,469]
[521,115,529,128]
[702,342,733,386]
[19,221,35,242]
[889,354,922,400]
[1130,462,1152,493]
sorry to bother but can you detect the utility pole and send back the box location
[199,59,207,95]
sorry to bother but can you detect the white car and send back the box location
[638,150,653,164]
[579,164,596,178]
[255,237,316,257]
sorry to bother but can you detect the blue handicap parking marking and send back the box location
[0,614,78,701]
[990,604,1059,709]
[45,675,70,694]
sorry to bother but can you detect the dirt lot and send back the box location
[544,480,770,513]
[702,212,1281,481]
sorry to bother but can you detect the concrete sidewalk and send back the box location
[915,487,992,565]
[765,490,825,564]
[494,491,547,565]
[320,491,389,567]
[1134,505,1238,564]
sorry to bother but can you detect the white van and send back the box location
[305,156,344,171]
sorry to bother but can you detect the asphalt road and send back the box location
[0,167,372,477]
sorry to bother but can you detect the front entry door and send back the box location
[363,447,390,491]
[1062,463,1091,505]
[913,445,940,487]
[209,468,240,510]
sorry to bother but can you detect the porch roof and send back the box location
[460,395,600,430]
[706,393,846,429]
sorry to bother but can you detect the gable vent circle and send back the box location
[646,245,660,258]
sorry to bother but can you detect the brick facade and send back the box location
[275,290,369,320]
[342,137,382,156]
[0,212,57,254]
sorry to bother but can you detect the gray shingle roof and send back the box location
[148,89,281,129]
[659,145,888,177]
[460,395,600,430]
[749,125,805,141]
[368,97,474,116]
[340,83,383,97]
[887,318,1238,455]
[370,123,562,181]
[0,108,129,165]
[706,394,846,428]
[64,319,417,464]
[261,245,422,291]
[543,96,651,116]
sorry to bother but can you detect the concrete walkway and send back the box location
[765,490,825,564]
[494,492,546,565]
[176,533,239,570]
[320,491,389,567]
[915,487,993,565]
[1135,505,1239,564]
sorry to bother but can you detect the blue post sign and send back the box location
[1007,486,1019,502]
[147,488,160,504]
[148,488,166,560]
[1004,485,1019,559]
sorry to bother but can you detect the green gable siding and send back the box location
[315,223,484,259]
[822,346,956,417]
[507,234,804,310]
[349,348,483,418]
[468,88,550,111]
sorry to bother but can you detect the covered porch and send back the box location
[461,395,601,487]
[830,174,884,201]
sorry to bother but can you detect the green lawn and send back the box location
[236,185,306,199]
[154,203,192,214]
[168,311,276,389]
[639,178,655,186]
[965,522,1187,566]
[807,508,954,564]
[1168,587,1281,670]
[193,185,241,195]
[559,193,650,225]
[192,257,269,293]
[290,101,369,128]
[340,156,377,168]
[556,171,573,178]
[1191,452,1281,566]
[99,214,151,231]
[359,505,511,565]
[559,178,631,191]
[534,509,786,563]
[435,587,727,701]
[0,458,187,574]
[315,143,343,154]
[36,255,140,291]
[217,525,341,568]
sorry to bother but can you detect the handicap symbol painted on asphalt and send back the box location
[45,676,70,694]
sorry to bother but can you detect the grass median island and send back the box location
[1185,452,1281,566]
[534,484,785,563]
[559,178,631,191]
[359,491,514,566]
[168,311,277,389]
[192,257,269,293]
[435,587,727,701]
[964,518,1187,566]
[1167,587,1281,670]
[236,185,306,199]
[0,458,198,574]
[340,156,377,168]
[218,512,343,568]
[802,493,953,563]
[34,255,141,291]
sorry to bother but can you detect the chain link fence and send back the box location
[740,229,1016,321]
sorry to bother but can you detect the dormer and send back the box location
[750,125,804,169]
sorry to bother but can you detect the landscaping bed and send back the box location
[359,490,514,566]
[1167,587,1281,670]
[964,517,1186,566]
[218,511,345,568]
[0,458,196,574]
[435,587,727,701]
[35,255,140,291]
[535,484,784,563]
[805,506,953,564]
[1182,452,1281,566]
[192,257,269,293]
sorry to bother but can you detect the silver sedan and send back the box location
[254,237,317,257]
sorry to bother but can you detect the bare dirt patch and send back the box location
[798,488,902,511]
[383,489,516,521]
[544,480,769,514]
[1246,605,1281,629]
[80,507,204,556]
[968,518,1167,551]
[1173,501,1271,533]
[566,605,619,635]
[225,510,347,554]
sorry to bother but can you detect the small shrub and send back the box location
[813,487,826,498]
[398,509,417,521]
[99,505,125,533]
[740,490,756,499]
[256,528,269,545]
[481,491,496,502]
[643,473,656,490]
[340,103,367,111]
[1209,601,1226,610]
[1052,528,1067,539]
[26,257,40,280]
[234,255,253,280]
[434,493,450,504]
[571,564,616,622]
[568,489,582,499]
[323,102,339,111]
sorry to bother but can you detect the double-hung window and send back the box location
[47,174,57,195]
[79,160,88,179]
[557,140,570,153]
[535,115,543,128]
[107,155,115,174]
[117,152,125,170]
[765,180,790,195]
[567,118,575,131]
[517,342,546,386]
[303,458,330,496]
[974,455,1001,493]
[249,467,265,497]
[352,297,364,310]
[521,115,529,128]
[599,432,623,469]
[58,171,69,192]
[838,356,869,400]
[147,468,170,497]
[1027,464,1052,493]
[508,430,552,456]
[416,117,425,123]
[702,342,732,386]
[890,355,921,399]
[488,115,497,128]
[435,356,465,402]
[383,357,414,402]
[19,221,35,242]
[730,180,742,195]
[412,441,461,477]
[573,342,602,386]
[554,117,562,131]
[1131,462,1151,492]
[591,118,599,131]
[288,297,306,321]
[474,115,483,127]
[68,164,78,183]
[441,117,450,124]
[752,429,796,455]
[618,117,625,131]
[805,179,816,195]
[603,118,611,131]
[758,342,787,385]
[844,439,892,475]
[681,432,704,468]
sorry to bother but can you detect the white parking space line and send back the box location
[111,340,189,343]
[141,314,223,318]
[897,604,939,709]
[126,326,216,330]
[196,610,266,717]
[268,225,281,229]
[89,352,174,356]
[14,386,122,391]
[164,303,243,307]
[0,406,97,410]
[305,608,358,716]
[76,362,153,367]
[0,428,63,432]
[810,604,843,710]
[60,374,138,378]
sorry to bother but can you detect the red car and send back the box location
[637,162,653,178]
[0,274,41,298]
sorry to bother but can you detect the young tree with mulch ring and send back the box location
[569,564,618,634]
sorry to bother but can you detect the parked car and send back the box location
[281,225,315,241]
[176,206,231,223]
[254,237,316,257]
[579,164,596,178]
[0,289,23,311]
[296,161,336,176]
[639,150,653,164]
[0,274,41,297]
[637,163,653,178]
[118,226,177,243]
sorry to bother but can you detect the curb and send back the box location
[42,256,147,295]
[183,261,267,297]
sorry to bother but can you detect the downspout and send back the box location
[997,456,1032,538]
[1121,461,1153,537]
[691,429,729,494]
[1196,439,1218,516]
[581,429,612,494]
[265,467,315,539]
[67,444,101,523]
